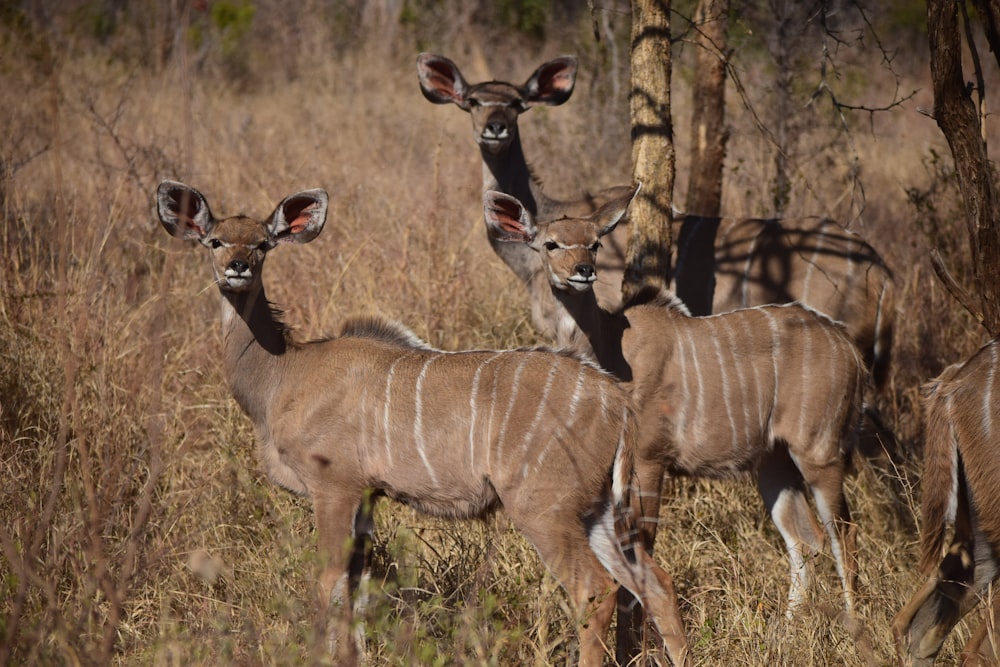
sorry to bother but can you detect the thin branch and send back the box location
[930,248,988,333]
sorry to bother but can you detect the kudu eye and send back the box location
[590,241,602,252]
[209,238,223,249]
[544,241,559,251]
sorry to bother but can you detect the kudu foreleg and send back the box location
[961,589,1000,666]
[314,491,369,665]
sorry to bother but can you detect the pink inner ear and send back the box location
[500,219,523,236]
[183,217,206,237]
[289,204,318,233]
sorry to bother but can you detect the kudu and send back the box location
[417,54,894,395]
[156,180,692,666]
[416,52,635,334]
[893,338,1000,666]
[485,187,865,620]
[674,213,895,390]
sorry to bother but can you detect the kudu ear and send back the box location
[157,180,215,241]
[595,182,641,237]
[416,53,470,107]
[483,191,537,244]
[523,56,577,107]
[267,189,328,245]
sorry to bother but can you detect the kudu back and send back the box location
[486,187,866,621]
[156,180,690,666]
[674,213,895,389]
[893,337,1000,666]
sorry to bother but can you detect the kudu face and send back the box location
[416,53,577,156]
[484,186,638,292]
[156,180,328,293]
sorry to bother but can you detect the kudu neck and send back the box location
[480,136,549,215]
[219,283,287,422]
[552,285,631,381]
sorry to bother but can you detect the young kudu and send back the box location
[416,52,635,334]
[156,180,691,666]
[893,338,1000,666]
[485,187,865,623]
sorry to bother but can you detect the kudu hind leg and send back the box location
[757,448,826,615]
[586,505,690,666]
[799,455,858,614]
[616,458,669,665]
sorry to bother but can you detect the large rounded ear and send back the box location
[416,53,470,107]
[267,189,328,245]
[523,56,577,107]
[483,191,536,244]
[596,182,641,237]
[157,180,215,240]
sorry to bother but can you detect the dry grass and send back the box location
[1,4,997,666]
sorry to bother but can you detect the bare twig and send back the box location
[930,248,988,334]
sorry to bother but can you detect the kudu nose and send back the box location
[575,263,595,280]
[228,259,250,274]
[484,121,508,138]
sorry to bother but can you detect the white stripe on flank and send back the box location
[612,406,630,502]
[675,322,690,437]
[496,355,529,462]
[761,309,781,441]
[710,325,739,453]
[414,354,440,486]
[795,311,812,441]
[538,365,586,469]
[984,343,997,441]
[685,327,706,444]
[469,352,504,470]
[719,317,752,448]
[383,352,413,466]
[521,356,559,454]
[945,392,959,523]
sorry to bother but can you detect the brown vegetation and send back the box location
[1,2,996,665]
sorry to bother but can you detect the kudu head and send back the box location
[484,185,639,292]
[156,180,328,293]
[416,53,577,156]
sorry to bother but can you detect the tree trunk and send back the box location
[927,0,1000,335]
[684,0,729,217]
[624,0,674,304]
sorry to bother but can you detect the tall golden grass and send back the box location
[1,3,995,665]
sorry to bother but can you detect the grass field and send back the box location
[1,3,997,665]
